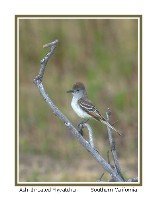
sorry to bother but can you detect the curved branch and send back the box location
[33,40,124,182]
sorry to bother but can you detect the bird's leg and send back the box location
[82,119,89,124]
[78,119,89,136]
[78,121,85,136]
[78,119,89,127]
[78,126,84,136]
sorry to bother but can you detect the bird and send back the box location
[67,82,121,136]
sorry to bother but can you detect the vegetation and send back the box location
[19,18,138,182]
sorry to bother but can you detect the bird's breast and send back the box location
[71,97,91,119]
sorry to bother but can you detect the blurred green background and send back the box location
[18,18,138,182]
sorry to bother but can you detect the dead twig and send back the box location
[106,108,125,181]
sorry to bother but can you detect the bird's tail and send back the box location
[100,119,122,136]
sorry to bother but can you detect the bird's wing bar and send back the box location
[78,98,107,122]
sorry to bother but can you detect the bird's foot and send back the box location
[78,119,89,136]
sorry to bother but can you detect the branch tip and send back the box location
[43,39,59,48]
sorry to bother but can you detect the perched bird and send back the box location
[67,82,121,136]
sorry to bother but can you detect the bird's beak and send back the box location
[67,89,74,93]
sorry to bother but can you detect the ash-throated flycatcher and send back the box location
[67,82,121,136]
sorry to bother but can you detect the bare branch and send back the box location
[106,108,125,181]
[127,177,138,182]
[78,122,95,148]
[96,172,105,182]
[34,39,59,83]
[107,150,115,169]
[33,40,125,182]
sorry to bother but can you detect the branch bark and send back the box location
[78,122,95,148]
[33,39,125,182]
[106,109,125,181]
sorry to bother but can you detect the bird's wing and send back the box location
[78,98,107,122]
[79,98,122,135]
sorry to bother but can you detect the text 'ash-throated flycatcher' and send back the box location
[67,82,121,136]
